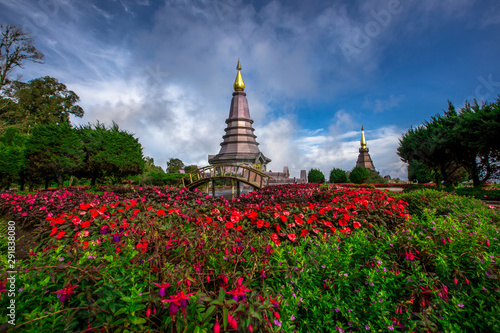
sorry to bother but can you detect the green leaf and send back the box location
[218,288,226,302]
[128,314,146,325]
[115,307,128,316]
[223,307,228,331]
[203,305,217,323]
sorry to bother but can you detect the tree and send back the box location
[407,160,434,183]
[0,127,27,189]
[24,123,83,188]
[349,167,369,184]
[1,23,44,89]
[307,169,325,184]
[2,76,84,133]
[329,168,347,183]
[454,99,500,185]
[144,156,164,173]
[184,165,198,174]
[76,122,144,186]
[398,98,500,187]
[166,158,184,173]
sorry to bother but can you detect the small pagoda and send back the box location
[355,125,375,170]
[208,60,271,171]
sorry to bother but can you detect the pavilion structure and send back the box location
[355,125,375,170]
[208,59,271,171]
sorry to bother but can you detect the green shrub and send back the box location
[365,169,387,184]
[140,172,185,186]
[402,186,500,201]
[308,169,325,184]
[349,167,369,184]
[329,168,347,183]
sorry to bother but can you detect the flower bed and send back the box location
[1,185,499,332]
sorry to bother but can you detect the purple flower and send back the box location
[458,303,464,308]
[365,324,370,330]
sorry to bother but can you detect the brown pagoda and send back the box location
[208,60,271,171]
[355,125,375,170]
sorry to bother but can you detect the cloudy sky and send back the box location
[2,0,500,179]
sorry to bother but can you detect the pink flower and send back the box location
[161,291,196,315]
[213,321,220,333]
[228,313,237,330]
[153,282,171,297]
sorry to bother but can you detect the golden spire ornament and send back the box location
[233,58,245,91]
[360,125,367,149]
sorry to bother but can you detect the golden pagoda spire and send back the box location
[233,58,245,91]
[360,125,367,148]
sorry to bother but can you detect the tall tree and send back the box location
[0,23,44,89]
[144,156,165,173]
[76,122,144,186]
[183,165,198,174]
[24,123,83,188]
[407,160,434,184]
[399,97,500,187]
[2,76,84,133]
[0,126,27,189]
[166,158,184,173]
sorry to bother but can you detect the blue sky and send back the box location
[1,0,500,180]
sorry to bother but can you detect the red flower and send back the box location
[227,278,251,301]
[352,221,361,229]
[213,321,220,333]
[248,211,258,219]
[49,227,58,236]
[54,282,78,303]
[80,220,91,228]
[288,233,296,242]
[301,229,309,237]
[136,241,148,253]
[225,222,234,229]
[0,279,6,293]
[256,220,264,228]
[157,210,166,216]
[56,231,66,239]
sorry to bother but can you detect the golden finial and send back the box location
[361,125,367,148]
[233,58,245,91]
